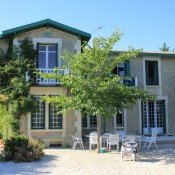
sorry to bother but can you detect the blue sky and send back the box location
[0,0,175,51]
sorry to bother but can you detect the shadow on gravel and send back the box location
[0,154,59,175]
[139,144,175,165]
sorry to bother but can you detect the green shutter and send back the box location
[145,61,148,85]
[56,43,58,67]
[141,101,144,134]
[125,61,130,76]
[162,100,166,134]
[36,42,39,68]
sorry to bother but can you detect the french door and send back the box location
[142,100,165,134]
[37,44,58,84]
[37,44,57,69]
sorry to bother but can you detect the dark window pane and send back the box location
[90,115,97,127]
[49,45,57,51]
[39,46,46,51]
[112,63,125,76]
[118,67,125,76]
[82,116,87,127]
[38,53,46,68]
[116,112,123,126]
[48,53,57,68]
[146,61,158,85]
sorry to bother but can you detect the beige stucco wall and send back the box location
[130,57,144,88]
[161,58,175,133]
[13,27,80,55]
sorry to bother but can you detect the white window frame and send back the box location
[28,95,64,131]
[49,103,62,129]
[38,44,57,69]
[33,38,62,68]
[31,96,45,129]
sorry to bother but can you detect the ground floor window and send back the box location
[116,110,124,126]
[82,111,97,128]
[31,96,62,129]
[31,96,45,129]
[49,103,62,129]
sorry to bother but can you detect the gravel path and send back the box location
[0,144,175,175]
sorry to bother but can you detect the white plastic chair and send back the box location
[71,135,84,150]
[102,133,111,147]
[107,134,120,151]
[89,135,98,150]
[143,128,158,150]
[89,131,97,136]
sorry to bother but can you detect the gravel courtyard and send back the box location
[0,144,175,175]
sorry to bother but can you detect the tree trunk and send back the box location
[96,115,101,153]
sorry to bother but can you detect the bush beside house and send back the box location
[0,134,45,162]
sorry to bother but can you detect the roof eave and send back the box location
[111,51,175,57]
[1,19,91,42]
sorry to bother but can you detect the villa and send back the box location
[0,19,175,147]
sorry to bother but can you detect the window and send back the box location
[82,111,97,128]
[82,116,87,127]
[37,44,57,69]
[31,96,63,130]
[116,111,124,126]
[49,103,62,129]
[145,61,159,85]
[90,115,97,127]
[112,63,125,76]
[31,96,45,129]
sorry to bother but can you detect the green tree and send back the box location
[42,29,153,153]
[0,101,16,140]
[0,37,37,132]
[159,42,170,52]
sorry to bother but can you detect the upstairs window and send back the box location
[37,44,57,69]
[145,61,159,85]
[112,63,125,76]
[112,61,130,76]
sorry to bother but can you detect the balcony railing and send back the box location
[121,77,138,86]
[36,68,69,85]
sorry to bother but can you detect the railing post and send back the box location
[135,76,138,86]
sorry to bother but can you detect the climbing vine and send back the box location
[0,37,37,132]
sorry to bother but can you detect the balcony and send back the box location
[36,68,69,85]
[121,77,138,86]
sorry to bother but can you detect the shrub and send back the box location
[1,134,45,162]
